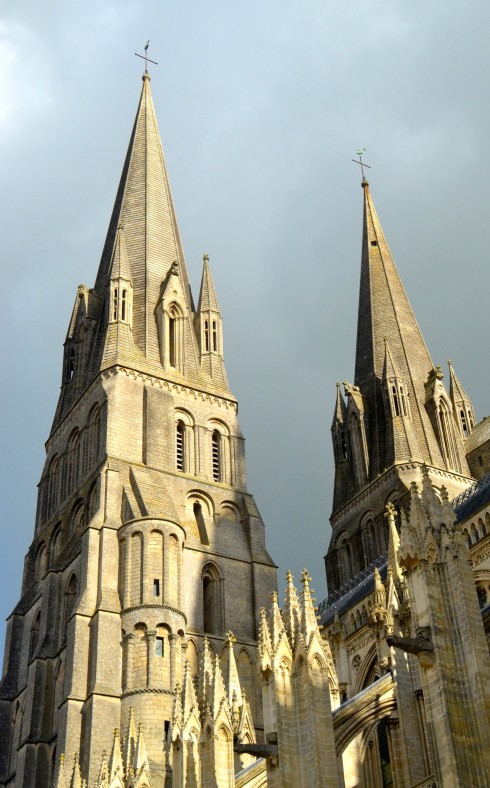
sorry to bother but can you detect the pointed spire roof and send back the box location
[109,729,124,782]
[109,225,132,282]
[134,723,149,772]
[448,360,472,406]
[198,254,220,313]
[354,181,443,474]
[331,382,347,429]
[225,631,242,707]
[382,337,402,381]
[282,570,301,648]
[300,569,318,642]
[95,73,193,360]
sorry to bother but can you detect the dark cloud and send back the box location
[2,1,490,649]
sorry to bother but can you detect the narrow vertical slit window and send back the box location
[391,386,400,416]
[113,287,118,321]
[460,409,468,438]
[153,579,160,597]
[176,420,185,471]
[212,320,217,352]
[399,386,407,416]
[212,430,221,482]
[204,320,209,351]
[121,289,127,321]
[155,637,164,657]
[341,430,348,460]
[169,317,176,367]
[68,347,76,381]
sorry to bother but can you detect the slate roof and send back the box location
[318,554,387,627]
[319,473,490,626]
[453,471,490,522]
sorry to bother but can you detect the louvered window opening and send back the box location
[176,421,185,471]
[212,431,221,481]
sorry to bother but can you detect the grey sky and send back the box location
[1,1,490,652]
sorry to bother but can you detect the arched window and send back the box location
[399,385,408,416]
[66,430,80,494]
[45,456,60,520]
[340,430,348,460]
[169,316,176,367]
[29,610,41,659]
[50,525,63,565]
[477,586,488,610]
[65,346,76,382]
[176,420,185,471]
[391,386,400,416]
[204,320,209,352]
[71,500,85,536]
[168,303,184,371]
[88,406,101,467]
[64,575,77,635]
[212,320,218,352]
[35,543,47,581]
[113,287,119,321]
[121,289,127,321]
[193,502,210,545]
[337,534,353,585]
[460,409,468,439]
[202,564,223,635]
[212,430,221,482]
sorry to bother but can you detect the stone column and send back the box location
[123,633,134,691]
[142,533,149,604]
[123,537,131,610]
[169,634,179,690]
[163,535,170,603]
[147,631,156,687]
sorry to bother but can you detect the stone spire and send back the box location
[282,570,301,648]
[94,72,193,361]
[448,359,475,439]
[197,253,220,313]
[196,253,228,386]
[354,181,443,476]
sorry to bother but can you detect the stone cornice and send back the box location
[122,603,187,624]
[470,534,490,568]
[102,365,238,412]
[331,462,473,527]
[46,365,238,452]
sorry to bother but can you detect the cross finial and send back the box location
[352,148,371,184]
[135,40,158,74]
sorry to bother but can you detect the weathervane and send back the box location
[352,148,371,181]
[135,40,158,73]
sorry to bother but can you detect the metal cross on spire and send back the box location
[352,148,371,182]
[135,40,158,73]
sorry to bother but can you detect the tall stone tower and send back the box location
[326,177,475,592]
[0,73,276,787]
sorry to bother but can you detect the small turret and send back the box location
[196,254,228,387]
[108,225,133,328]
[448,359,475,440]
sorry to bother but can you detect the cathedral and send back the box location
[1,70,490,788]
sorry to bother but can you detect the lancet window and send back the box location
[202,563,224,635]
[176,420,185,471]
[212,430,221,481]
[29,611,41,659]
